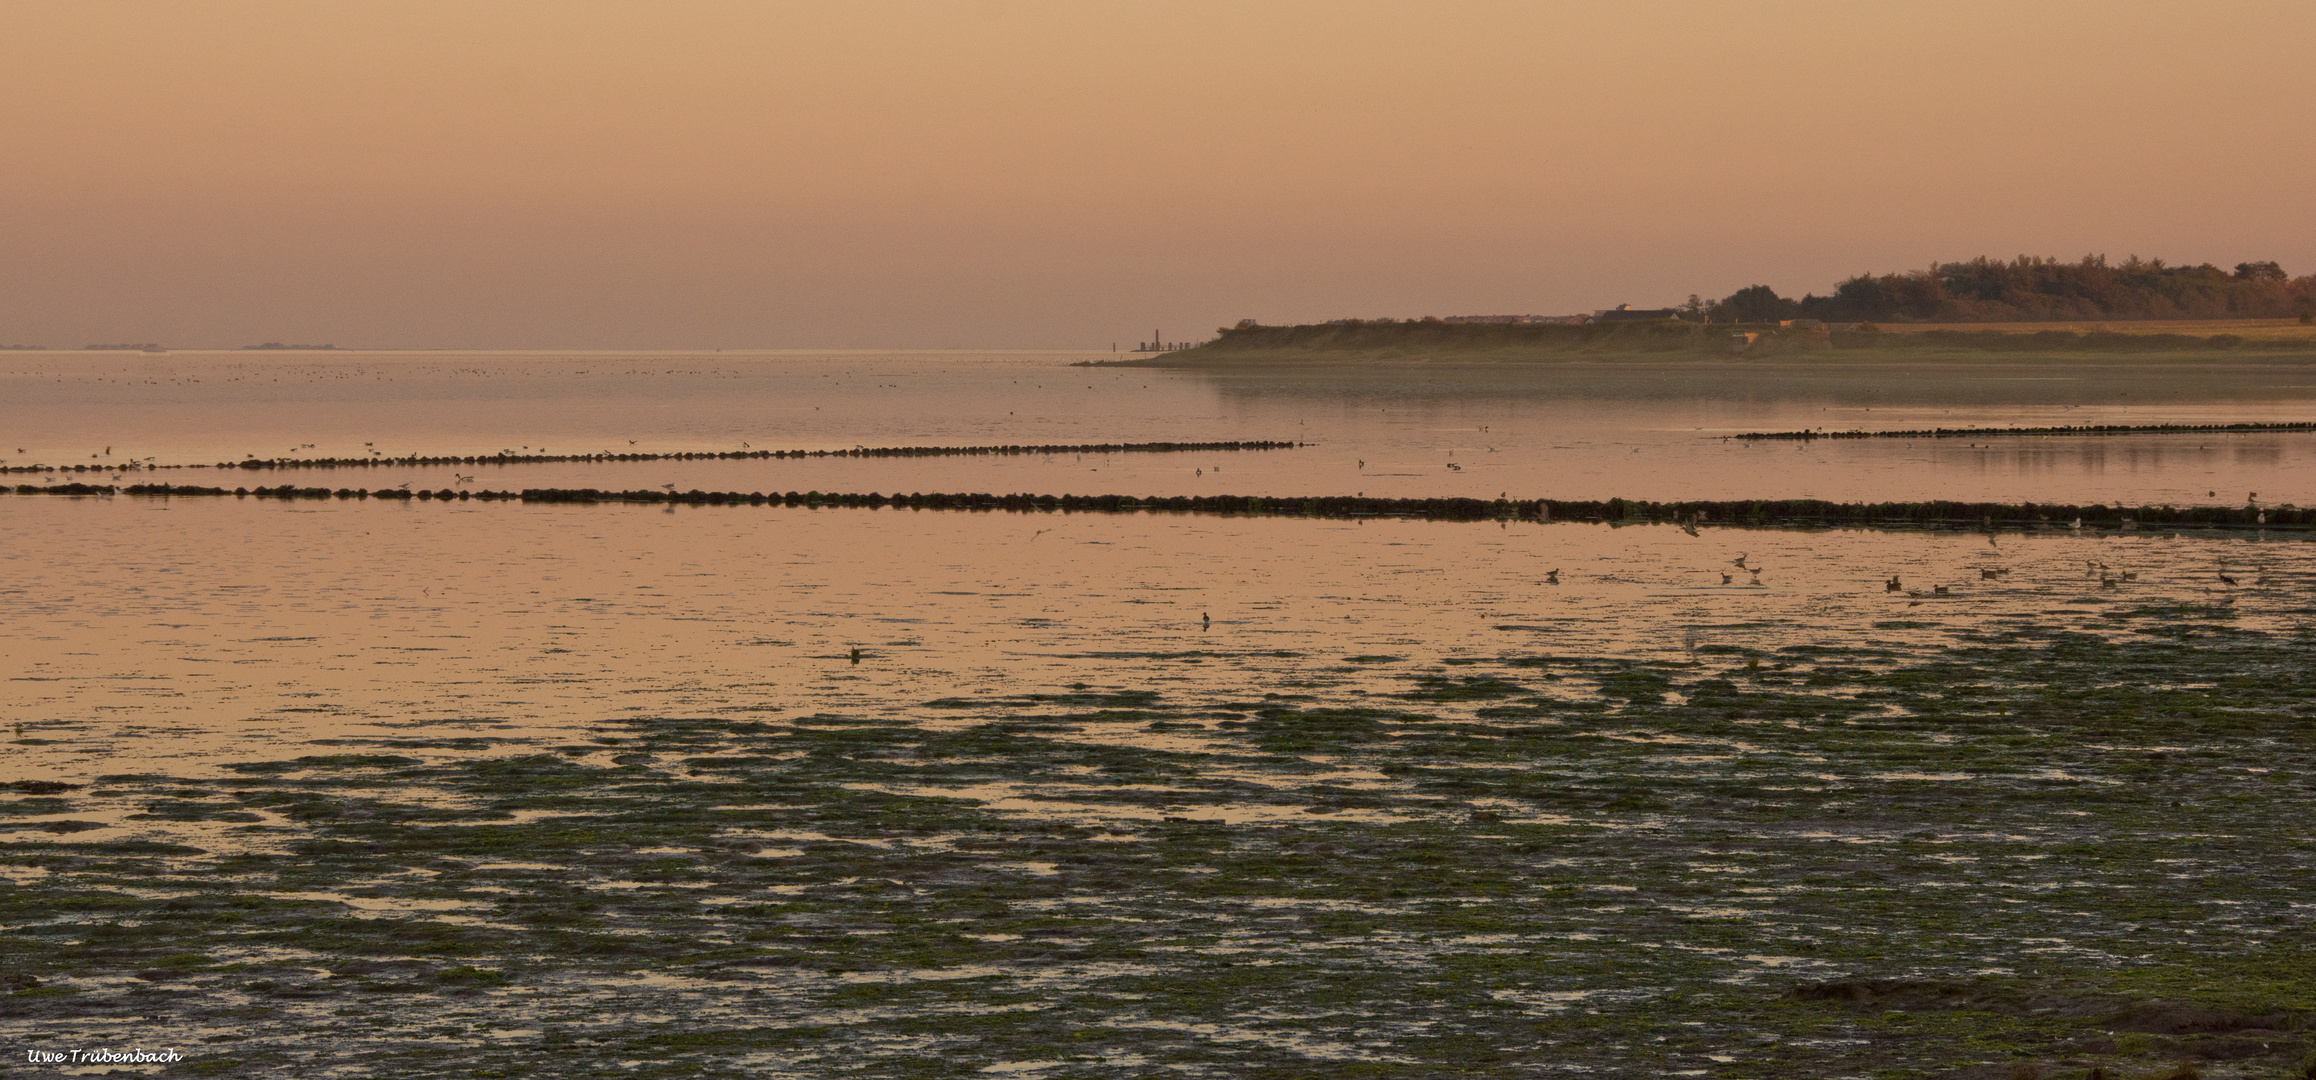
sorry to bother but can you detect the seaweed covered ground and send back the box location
[7,599,2315,1077]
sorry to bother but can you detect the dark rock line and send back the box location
[1725,421,2316,441]
[12,483,2306,530]
[0,440,1304,475]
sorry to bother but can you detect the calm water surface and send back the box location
[5,349,2314,505]
[5,349,2312,779]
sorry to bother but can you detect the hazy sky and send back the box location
[4,1,2312,349]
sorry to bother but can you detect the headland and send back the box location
[1090,318,2316,367]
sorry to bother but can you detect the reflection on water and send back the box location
[7,495,2306,782]
[2,350,2311,506]
[6,350,2313,778]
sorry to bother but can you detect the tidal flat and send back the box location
[6,506,2315,1078]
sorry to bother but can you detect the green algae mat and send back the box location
[6,617,2315,1078]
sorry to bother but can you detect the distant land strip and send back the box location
[0,440,1302,476]
[1098,320,2316,365]
[11,483,2303,530]
[1726,421,2316,441]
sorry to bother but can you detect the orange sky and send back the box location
[3,1,2312,348]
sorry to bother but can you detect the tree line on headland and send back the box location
[1130,254,2316,361]
[1711,255,2313,323]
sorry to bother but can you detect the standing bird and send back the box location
[1545,569,1560,585]
[2218,570,2238,586]
[1886,574,1902,593]
[1201,612,1211,629]
[1732,552,1749,569]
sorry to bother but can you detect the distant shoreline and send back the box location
[1084,318,2316,367]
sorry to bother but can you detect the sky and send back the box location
[3,0,2313,350]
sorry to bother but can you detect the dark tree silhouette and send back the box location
[1782,255,2314,322]
[1713,285,1801,323]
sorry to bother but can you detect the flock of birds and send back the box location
[1521,547,2263,606]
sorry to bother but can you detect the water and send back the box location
[5,350,2313,1076]
[6,349,2314,504]
[7,350,2310,781]
[11,492,2300,784]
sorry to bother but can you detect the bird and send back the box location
[1030,529,1049,541]
[1886,574,1902,593]
[1545,569,1560,585]
[1446,463,1461,471]
[661,483,677,493]
[1721,572,1733,584]
[1980,568,2002,579]
[849,647,862,665]
[1732,552,1749,569]
[2218,571,2238,586]
[1932,584,1948,595]
[454,474,474,484]
[1201,612,1211,629]
[1680,517,1700,538]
